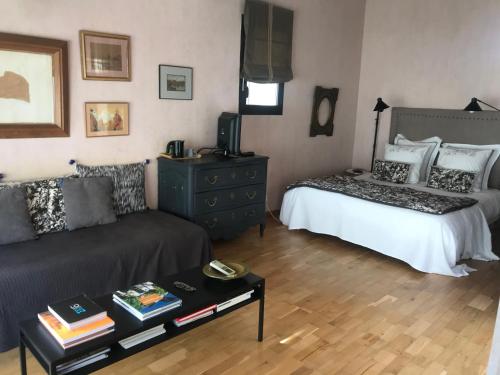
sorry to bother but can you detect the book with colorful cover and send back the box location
[113,281,182,319]
[38,311,114,348]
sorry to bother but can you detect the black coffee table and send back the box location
[18,266,265,375]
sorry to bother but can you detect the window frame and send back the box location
[238,15,284,116]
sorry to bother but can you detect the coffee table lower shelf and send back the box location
[19,267,265,375]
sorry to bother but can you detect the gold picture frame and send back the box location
[85,102,129,137]
[80,30,131,81]
[0,32,69,138]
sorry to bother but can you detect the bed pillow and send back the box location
[62,177,117,231]
[372,159,410,184]
[436,147,492,192]
[442,143,500,190]
[384,144,428,183]
[0,187,37,245]
[0,177,67,234]
[75,162,146,216]
[394,134,442,182]
[427,166,476,194]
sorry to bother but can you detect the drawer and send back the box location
[194,184,266,214]
[234,163,266,186]
[195,203,265,238]
[195,162,266,191]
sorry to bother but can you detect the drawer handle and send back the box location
[205,175,218,185]
[246,170,257,179]
[246,191,257,200]
[245,209,256,217]
[205,197,218,207]
[205,218,218,229]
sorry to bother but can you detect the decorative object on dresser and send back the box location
[0,32,69,139]
[158,154,268,239]
[344,168,366,177]
[79,30,131,81]
[309,86,339,137]
[19,267,265,375]
[159,65,193,100]
[85,102,129,137]
[464,97,500,112]
[370,97,390,171]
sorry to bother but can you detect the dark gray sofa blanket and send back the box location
[0,210,212,352]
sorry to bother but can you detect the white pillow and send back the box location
[394,134,442,182]
[384,144,428,184]
[442,143,500,190]
[436,147,492,192]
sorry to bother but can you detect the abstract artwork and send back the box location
[159,65,193,100]
[80,31,130,81]
[0,32,69,138]
[85,102,129,137]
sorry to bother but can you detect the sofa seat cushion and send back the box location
[0,210,212,352]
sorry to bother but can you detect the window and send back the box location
[239,15,285,116]
[239,79,284,115]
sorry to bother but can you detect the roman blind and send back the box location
[242,0,294,83]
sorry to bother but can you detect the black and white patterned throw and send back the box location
[286,175,477,215]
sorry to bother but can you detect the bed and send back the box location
[280,107,500,277]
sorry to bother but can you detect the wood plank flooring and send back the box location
[1,219,499,374]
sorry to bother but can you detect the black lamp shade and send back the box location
[373,97,390,112]
[464,97,482,112]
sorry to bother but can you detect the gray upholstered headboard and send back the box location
[389,107,500,189]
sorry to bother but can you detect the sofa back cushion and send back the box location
[0,187,37,245]
[75,162,146,215]
[62,177,117,231]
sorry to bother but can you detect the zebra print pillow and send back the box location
[75,162,147,215]
[372,159,411,184]
[427,166,476,193]
[0,178,67,234]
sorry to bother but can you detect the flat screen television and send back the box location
[217,112,241,156]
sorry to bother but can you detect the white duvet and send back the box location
[280,174,500,277]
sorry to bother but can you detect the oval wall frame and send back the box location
[309,86,339,137]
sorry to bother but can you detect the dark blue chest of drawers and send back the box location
[158,155,269,240]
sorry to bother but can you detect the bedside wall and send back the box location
[0,0,365,210]
[352,0,500,169]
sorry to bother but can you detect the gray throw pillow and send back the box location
[0,187,37,245]
[61,177,117,231]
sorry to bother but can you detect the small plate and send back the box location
[202,261,250,281]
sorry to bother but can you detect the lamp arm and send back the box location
[477,99,500,112]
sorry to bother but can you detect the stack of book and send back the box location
[56,348,110,374]
[173,304,216,327]
[38,295,114,349]
[113,281,182,321]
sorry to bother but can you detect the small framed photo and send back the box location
[80,30,131,81]
[85,102,129,137]
[159,65,193,100]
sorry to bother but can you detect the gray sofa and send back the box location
[0,210,212,352]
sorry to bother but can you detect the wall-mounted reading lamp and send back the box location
[464,97,500,112]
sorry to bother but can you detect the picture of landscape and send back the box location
[167,74,186,92]
[85,102,129,137]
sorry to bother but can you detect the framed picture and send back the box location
[159,65,193,100]
[0,32,69,138]
[85,102,129,137]
[80,30,130,81]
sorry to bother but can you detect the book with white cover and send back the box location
[119,325,166,349]
[56,348,110,373]
[216,290,254,312]
[113,296,181,321]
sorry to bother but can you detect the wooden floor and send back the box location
[1,219,499,375]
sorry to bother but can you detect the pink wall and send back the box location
[352,0,500,168]
[0,0,365,210]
